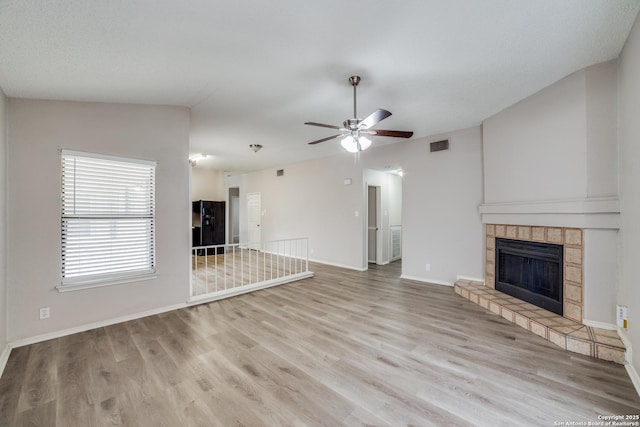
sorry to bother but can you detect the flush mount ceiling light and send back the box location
[384,164,404,176]
[249,144,263,153]
[189,153,207,166]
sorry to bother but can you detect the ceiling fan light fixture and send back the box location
[341,135,358,153]
[358,136,371,151]
[341,135,371,153]
[249,144,263,153]
[305,76,413,149]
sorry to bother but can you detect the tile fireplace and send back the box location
[485,224,583,323]
[454,223,626,364]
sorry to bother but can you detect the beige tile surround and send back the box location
[460,224,626,364]
[485,224,583,322]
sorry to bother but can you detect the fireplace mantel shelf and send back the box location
[479,197,620,229]
[479,196,620,214]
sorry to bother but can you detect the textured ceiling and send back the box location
[1,0,639,171]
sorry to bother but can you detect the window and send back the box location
[60,150,156,289]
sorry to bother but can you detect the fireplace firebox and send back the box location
[495,238,563,315]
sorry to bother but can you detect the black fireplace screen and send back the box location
[495,238,563,315]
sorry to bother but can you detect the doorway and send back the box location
[363,168,403,271]
[228,187,240,244]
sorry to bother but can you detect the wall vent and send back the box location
[276,169,284,176]
[430,139,449,152]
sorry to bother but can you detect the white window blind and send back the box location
[61,150,156,286]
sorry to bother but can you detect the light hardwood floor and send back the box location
[192,251,306,297]
[1,261,639,426]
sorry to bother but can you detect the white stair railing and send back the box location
[190,237,312,303]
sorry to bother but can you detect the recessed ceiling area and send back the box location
[1,0,638,172]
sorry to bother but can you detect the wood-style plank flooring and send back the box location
[1,261,639,426]
[192,251,306,297]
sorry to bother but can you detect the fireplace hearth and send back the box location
[468,224,624,363]
[495,238,563,315]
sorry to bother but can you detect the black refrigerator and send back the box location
[192,200,225,254]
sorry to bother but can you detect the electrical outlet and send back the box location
[425,264,431,271]
[39,307,50,320]
[617,305,628,329]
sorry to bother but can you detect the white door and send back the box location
[247,192,261,250]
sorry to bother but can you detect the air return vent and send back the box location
[276,169,284,177]
[430,139,449,152]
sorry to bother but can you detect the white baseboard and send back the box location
[625,362,640,398]
[10,302,188,349]
[308,258,366,272]
[188,271,314,306]
[582,319,617,331]
[0,343,10,380]
[617,328,639,398]
[618,328,633,365]
[400,275,453,287]
[456,275,485,284]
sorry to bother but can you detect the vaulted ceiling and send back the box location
[1,0,638,171]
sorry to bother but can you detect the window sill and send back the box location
[56,274,157,293]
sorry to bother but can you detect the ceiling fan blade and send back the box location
[307,134,343,145]
[364,129,414,138]
[359,109,392,129]
[304,122,343,130]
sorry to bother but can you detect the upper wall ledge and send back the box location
[479,196,619,215]
[479,197,620,229]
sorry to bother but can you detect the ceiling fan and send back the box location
[305,76,413,152]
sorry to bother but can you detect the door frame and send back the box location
[366,185,382,265]
[228,187,240,244]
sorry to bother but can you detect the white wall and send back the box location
[483,60,618,206]
[7,99,191,341]
[388,173,402,227]
[243,155,365,270]
[191,167,224,201]
[483,70,587,204]
[0,89,7,361]
[481,62,620,326]
[618,12,640,384]
[232,126,484,284]
[586,61,618,198]
[582,229,618,324]
[396,127,484,284]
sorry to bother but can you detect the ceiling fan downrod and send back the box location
[349,75,360,120]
